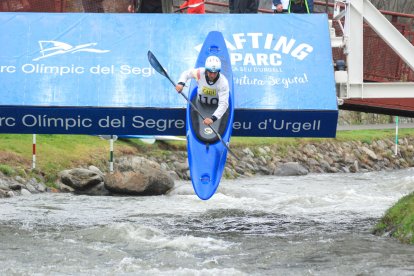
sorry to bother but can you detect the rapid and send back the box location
[1,169,414,275]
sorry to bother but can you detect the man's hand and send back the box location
[175,84,184,93]
[276,4,283,13]
[203,118,213,126]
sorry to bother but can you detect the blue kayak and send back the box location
[186,31,235,200]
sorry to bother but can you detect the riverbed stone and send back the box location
[20,189,31,196]
[88,165,104,176]
[25,183,37,193]
[0,189,8,198]
[362,146,378,160]
[273,162,309,176]
[0,180,9,191]
[59,168,104,190]
[243,147,254,157]
[76,182,110,196]
[104,170,174,196]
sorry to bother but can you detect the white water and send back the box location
[1,169,414,275]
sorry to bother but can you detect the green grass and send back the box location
[229,128,414,146]
[0,164,15,176]
[231,128,414,145]
[334,128,413,142]
[0,134,135,184]
[0,128,413,185]
[374,192,414,244]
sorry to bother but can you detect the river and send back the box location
[1,169,414,275]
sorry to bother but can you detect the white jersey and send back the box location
[178,68,229,120]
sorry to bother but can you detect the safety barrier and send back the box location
[1,0,413,82]
[0,12,338,137]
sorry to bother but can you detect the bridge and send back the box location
[0,0,413,138]
[203,0,414,117]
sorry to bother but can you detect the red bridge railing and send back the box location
[311,1,414,82]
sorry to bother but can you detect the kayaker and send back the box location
[175,56,230,126]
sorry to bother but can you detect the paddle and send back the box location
[147,50,239,161]
[174,1,204,13]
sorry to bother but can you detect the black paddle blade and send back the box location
[147,50,176,86]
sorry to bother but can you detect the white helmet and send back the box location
[205,56,221,73]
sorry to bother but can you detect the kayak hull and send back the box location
[186,31,234,200]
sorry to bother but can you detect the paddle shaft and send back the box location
[168,77,240,161]
[147,50,239,160]
[160,75,210,122]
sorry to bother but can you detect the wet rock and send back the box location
[362,146,378,160]
[0,189,8,198]
[9,184,23,190]
[273,162,309,176]
[20,189,31,196]
[242,147,254,157]
[105,170,174,196]
[116,156,161,172]
[59,168,104,190]
[167,170,180,181]
[76,182,110,196]
[57,182,75,193]
[88,165,104,176]
[0,180,9,191]
[25,183,38,193]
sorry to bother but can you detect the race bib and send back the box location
[202,87,217,96]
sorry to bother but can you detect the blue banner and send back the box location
[0,13,338,137]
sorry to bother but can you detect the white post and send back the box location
[394,116,399,156]
[109,135,114,173]
[32,134,36,169]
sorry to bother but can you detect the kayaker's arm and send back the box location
[176,68,201,93]
[203,115,218,126]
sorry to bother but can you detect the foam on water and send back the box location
[2,169,414,228]
[1,169,414,275]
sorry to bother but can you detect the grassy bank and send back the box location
[0,134,156,184]
[374,192,414,244]
[1,128,414,183]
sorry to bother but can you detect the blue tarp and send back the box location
[0,12,338,137]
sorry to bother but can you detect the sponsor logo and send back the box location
[33,40,110,61]
[195,32,314,88]
[5,40,154,77]
[195,32,313,67]
[204,128,213,135]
